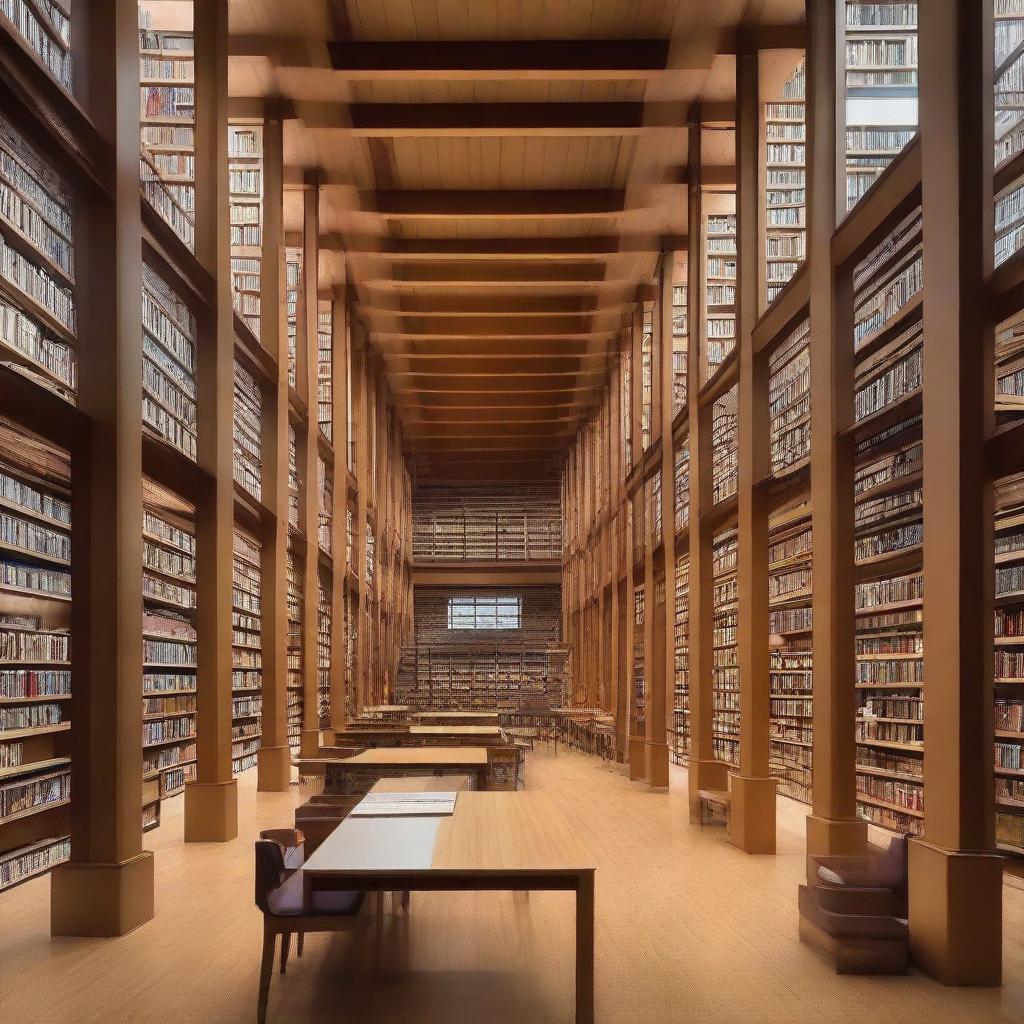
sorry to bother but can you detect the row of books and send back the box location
[0,701,62,730]
[0,667,70,697]
[711,389,738,504]
[232,527,262,774]
[0,834,69,892]
[1,557,70,598]
[0,768,69,821]
[0,0,72,89]
[233,362,263,500]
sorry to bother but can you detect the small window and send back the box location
[447,595,522,630]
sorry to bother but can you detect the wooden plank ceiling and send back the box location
[228,0,804,482]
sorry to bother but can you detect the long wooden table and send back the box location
[332,725,506,748]
[322,747,491,793]
[303,790,596,1023]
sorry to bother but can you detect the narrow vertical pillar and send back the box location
[256,110,290,791]
[185,0,238,840]
[687,124,729,820]
[608,355,623,727]
[911,0,1003,985]
[647,254,675,788]
[805,0,866,859]
[298,178,322,757]
[52,0,153,935]
[628,309,647,777]
[731,42,777,853]
[328,290,350,734]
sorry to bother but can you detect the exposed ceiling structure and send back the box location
[227,1,804,482]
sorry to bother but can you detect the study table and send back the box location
[322,746,491,794]
[330,725,506,748]
[302,790,596,1023]
[410,710,501,726]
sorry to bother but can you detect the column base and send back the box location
[184,778,238,842]
[728,773,777,854]
[299,728,322,760]
[51,851,154,937]
[909,838,1003,985]
[628,737,647,781]
[257,744,292,793]
[644,739,670,789]
[687,758,730,822]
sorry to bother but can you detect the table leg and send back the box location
[575,873,595,1024]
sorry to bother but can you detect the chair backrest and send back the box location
[255,839,286,914]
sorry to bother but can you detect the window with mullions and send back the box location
[447,596,522,631]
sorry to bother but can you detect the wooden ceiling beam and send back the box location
[397,393,593,408]
[316,233,686,259]
[356,294,627,314]
[368,316,617,336]
[365,262,614,285]
[358,188,630,218]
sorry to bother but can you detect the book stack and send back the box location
[768,501,813,802]
[672,276,687,414]
[317,303,332,440]
[0,0,72,91]
[768,319,811,477]
[285,247,301,389]
[0,111,76,399]
[141,480,198,829]
[705,211,737,376]
[844,2,919,210]
[142,265,197,461]
[317,570,331,727]
[711,386,738,505]
[228,124,263,336]
[765,59,806,304]
[231,527,262,774]
[138,6,195,251]
[712,529,739,765]
[671,552,690,765]
[285,547,302,754]
[233,362,263,501]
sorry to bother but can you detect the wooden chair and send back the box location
[259,828,304,871]
[254,838,366,1023]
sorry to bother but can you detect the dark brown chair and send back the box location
[254,838,366,1023]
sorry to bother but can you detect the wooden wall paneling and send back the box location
[650,253,676,789]
[804,0,866,860]
[299,178,321,758]
[328,291,349,735]
[51,0,153,937]
[686,124,729,820]
[185,0,238,841]
[731,43,776,853]
[910,0,1003,984]
[255,109,290,793]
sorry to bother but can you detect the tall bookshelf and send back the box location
[672,266,688,415]
[712,528,739,766]
[705,208,737,380]
[995,2,1024,267]
[287,424,300,529]
[641,305,654,451]
[632,584,645,742]
[671,550,690,765]
[228,123,263,337]
[285,246,301,390]
[843,1,919,212]
[318,456,332,556]
[711,386,739,505]
[768,501,813,803]
[285,547,302,754]
[233,361,263,501]
[141,480,197,831]
[768,319,811,478]
[0,111,76,400]
[231,527,262,775]
[317,569,331,728]
[0,418,71,893]
[138,4,195,251]
[317,303,332,440]
[996,311,1024,425]
[994,473,1024,854]
[142,264,197,461]
[764,60,806,307]
[0,0,72,92]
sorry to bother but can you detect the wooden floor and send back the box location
[3,752,1024,1024]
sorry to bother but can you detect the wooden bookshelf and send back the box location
[232,526,262,775]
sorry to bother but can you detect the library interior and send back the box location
[2,1,1024,1022]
